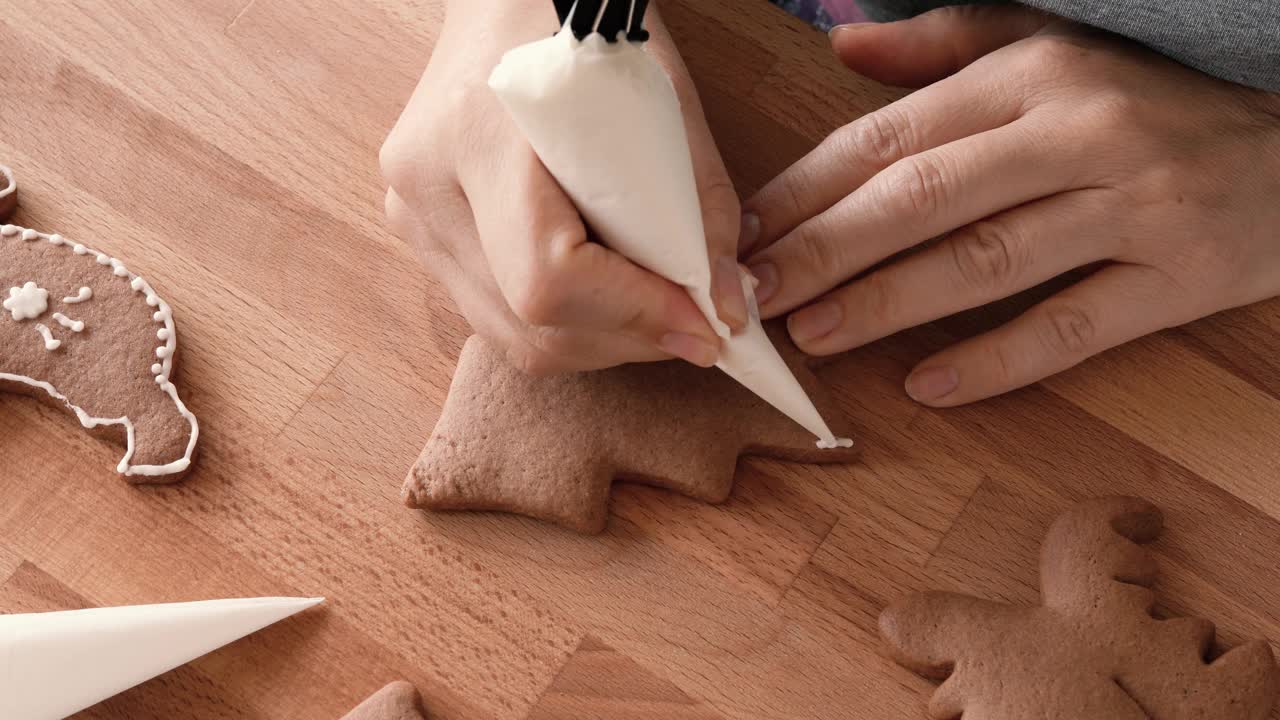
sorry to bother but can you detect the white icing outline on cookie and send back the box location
[0,223,199,477]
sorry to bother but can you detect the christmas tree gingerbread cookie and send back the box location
[404,327,858,533]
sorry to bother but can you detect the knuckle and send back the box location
[886,155,950,217]
[950,220,1025,291]
[846,105,916,167]
[764,162,812,220]
[383,191,416,241]
[1086,90,1144,129]
[1137,164,1184,204]
[379,141,415,192]
[988,340,1020,387]
[858,271,896,326]
[792,220,847,276]
[507,227,582,327]
[700,177,743,239]
[505,344,560,377]
[1040,303,1097,356]
[1019,34,1085,76]
[526,325,577,358]
[506,271,568,327]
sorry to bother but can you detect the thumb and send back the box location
[831,5,1052,88]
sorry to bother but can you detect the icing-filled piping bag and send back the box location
[0,596,324,719]
[490,0,851,448]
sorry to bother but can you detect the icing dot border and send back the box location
[0,222,198,476]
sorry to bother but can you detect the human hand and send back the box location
[743,5,1280,405]
[380,0,745,374]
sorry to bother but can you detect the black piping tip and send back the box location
[552,0,650,43]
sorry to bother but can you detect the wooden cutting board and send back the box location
[1,0,1278,718]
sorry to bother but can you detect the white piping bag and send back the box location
[489,0,851,448]
[0,596,323,719]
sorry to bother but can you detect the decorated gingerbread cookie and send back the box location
[881,496,1279,719]
[0,173,198,481]
[341,681,428,720]
[403,326,858,533]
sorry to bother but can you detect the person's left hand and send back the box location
[742,4,1280,406]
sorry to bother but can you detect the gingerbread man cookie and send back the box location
[881,496,1279,719]
[341,682,428,720]
[404,327,858,533]
[0,170,198,480]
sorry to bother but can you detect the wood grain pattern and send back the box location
[1,0,1277,718]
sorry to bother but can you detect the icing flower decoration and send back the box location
[4,281,50,321]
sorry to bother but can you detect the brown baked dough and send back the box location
[404,325,859,533]
[881,496,1279,720]
[340,681,427,720]
[0,168,198,481]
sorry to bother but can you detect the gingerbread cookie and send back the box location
[403,326,858,533]
[0,166,15,222]
[880,496,1279,719]
[0,185,198,480]
[341,682,428,720]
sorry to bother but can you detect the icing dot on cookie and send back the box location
[130,277,146,292]
[146,294,160,307]
[52,312,85,333]
[157,328,170,340]
[156,346,171,359]
[48,234,64,245]
[21,229,38,241]
[62,287,92,304]
[152,310,165,322]
[113,264,129,277]
[151,363,163,375]
[95,253,112,265]
[73,244,88,254]
[0,225,17,236]
[34,324,61,351]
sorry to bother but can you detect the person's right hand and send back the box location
[380,0,746,374]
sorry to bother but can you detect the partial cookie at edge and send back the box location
[340,681,428,720]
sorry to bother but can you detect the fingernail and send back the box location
[829,22,871,39]
[905,366,960,403]
[739,212,761,254]
[659,332,719,368]
[713,256,748,330]
[749,262,779,306]
[788,301,843,345]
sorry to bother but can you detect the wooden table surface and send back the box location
[3,1,1279,718]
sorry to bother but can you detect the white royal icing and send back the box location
[34,323,61,351]
[490,29,852,448]
[52,312,85,333]
[0,224,199,477]
[63,287,93,304]
[4,282,50,320]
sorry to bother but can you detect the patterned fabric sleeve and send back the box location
[769,0,1280,92]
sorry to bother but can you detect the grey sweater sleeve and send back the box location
[855,0,1280,92]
